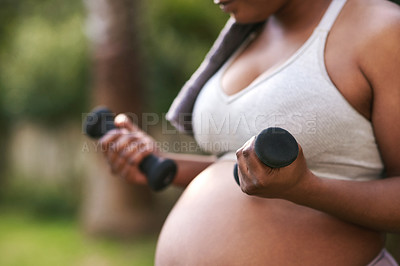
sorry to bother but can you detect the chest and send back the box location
[192,56,383,180]
[221,23,372,120]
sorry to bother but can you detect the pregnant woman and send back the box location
[99,0,400,264]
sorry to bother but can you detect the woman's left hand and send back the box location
[236,136,312,200]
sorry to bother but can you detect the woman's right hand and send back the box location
[98,114,158,185]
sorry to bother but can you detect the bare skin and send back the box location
[155,162,384,266]
[233,0,400,232]
[99,0,400,265]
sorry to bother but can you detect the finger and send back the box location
[241,136,256,159]
[119,132,154,159]
[236,146,250,185]
[129,143,154,165]
[111,133,140,155]
[99,129,123,152]
[237,136,265,188]
[120,164,148,185]
[235,135,254,163]
[120,163,132,179]
[114,114,139,132]
[107,151,126,174]
[120,141,141,159]
[236,136,256,178]
[244,137,268,174]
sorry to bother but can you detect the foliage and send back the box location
[140,0,400,112]
[0,0,398,121]
[0,0,228,122]
[0,209,157,266]
[0,172,82,219]
[0,0,90,125]
[141,0,228,112]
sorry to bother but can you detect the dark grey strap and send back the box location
[166,18,263,134]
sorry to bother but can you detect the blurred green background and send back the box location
[0,0,399,265]
[0,0,226,265]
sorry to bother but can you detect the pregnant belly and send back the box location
[155,161,384,266]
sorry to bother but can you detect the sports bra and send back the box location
[192,0,384,181]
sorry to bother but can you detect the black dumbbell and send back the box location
[234,127,299,185]
[83,107,177,191]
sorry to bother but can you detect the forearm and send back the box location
[161,152,217,188]
[291,170,400,233]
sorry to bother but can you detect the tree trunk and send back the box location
[82,0,156,237]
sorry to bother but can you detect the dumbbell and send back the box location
[234,127,299,186]
[83,106,177,191]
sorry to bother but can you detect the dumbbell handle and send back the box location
[234,127,299,186]
[84,107,177,191]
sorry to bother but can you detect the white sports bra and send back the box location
[192,0,384,181]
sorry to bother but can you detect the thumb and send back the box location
[114,113,139,132]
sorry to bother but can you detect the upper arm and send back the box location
[359,9,400,177]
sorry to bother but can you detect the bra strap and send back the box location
[316,0,347,32]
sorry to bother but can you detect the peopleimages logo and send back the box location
[81,112,183,136]
[82,111,318,136]
[81,139,230,154]
[193,111,318,136]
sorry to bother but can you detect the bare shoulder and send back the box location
[332,0,400,80]
[342,0,400,84]
[347,0,400,45]
[352,0,400,22]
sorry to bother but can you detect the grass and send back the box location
[0,207,398,265]
[0,208,158,266]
